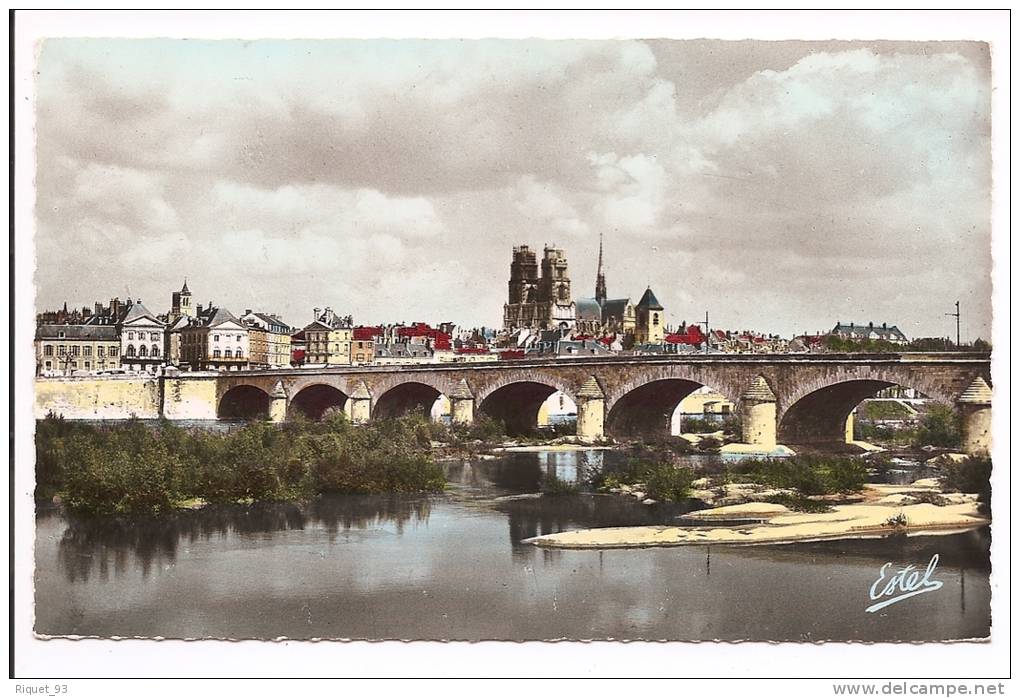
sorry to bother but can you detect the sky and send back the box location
[33,38,993,340]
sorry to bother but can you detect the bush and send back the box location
[763,493,832,513]
[680,417,722,434]
[540,472,580,496]
[727,455,867,495]
[588,457,695,502]
[36,413,447,516]
[914,404,962,448]
[643,463,696,502]
[939,457,992,502]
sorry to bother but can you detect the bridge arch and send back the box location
[289,383,349,421]
[373,381,446,421]
[603,367,743,437]
[477,378,578,436]
[775,367,962,445]
[218,384,271,420]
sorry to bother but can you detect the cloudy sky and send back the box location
[34,38,992,340]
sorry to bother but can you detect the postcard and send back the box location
[12,9,1009,686]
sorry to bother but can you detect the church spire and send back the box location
[595,233,607,306]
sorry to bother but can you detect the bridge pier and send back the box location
[269,381,288,423]
[350,381,372,425]
[739,376,777,450]
[844,410,855,444]
[957,376,992,457]
[450,379,475,426]
[576,376,605,441]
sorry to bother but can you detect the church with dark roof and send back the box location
[572,235,665,347]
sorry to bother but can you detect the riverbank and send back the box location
[35,414,447,515]
[524,481,988,549]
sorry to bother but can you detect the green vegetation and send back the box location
[539,472,580,496]
[854,404,962,448]
[854,421,916,445]
[762,492,833,513]
[913,404,962,448]
[824,336,991,353]
[726,455,867,495]
[586,456,696,502]
[36,413,446,516]
[680,415,740,435]
[939,456,992,503]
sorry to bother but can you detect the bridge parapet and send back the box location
[35,352,992,454]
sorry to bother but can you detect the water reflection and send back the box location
[35,449,992,641]
[47,494,432,583]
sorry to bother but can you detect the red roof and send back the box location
[499,350,526,360]
[666,325,706,345]
[396,323,451,349]
[353,326,382,340]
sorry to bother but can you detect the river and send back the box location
[34,449,991,641]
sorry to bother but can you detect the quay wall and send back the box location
[35,376,162,420]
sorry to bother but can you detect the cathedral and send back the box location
[502,238,665,347]
[502,245,577,331]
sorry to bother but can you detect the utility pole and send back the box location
[699,311,710,354]
[945,301,961,348]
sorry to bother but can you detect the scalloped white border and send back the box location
[10,8,1011,683]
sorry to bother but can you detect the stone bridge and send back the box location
[156,352,992,455]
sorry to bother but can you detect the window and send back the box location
[213,349,221,358]
[224,349,232,359]
[237,334,242,342]
[126,345,135,357]
[71,345,80,356]
[84,361,90,370]
[84,346,92,357]
[58,331,65,339]
[71,361,77,369]
[44,361,52,370]
[55,345,64,355]
[653,313,659,326]
[44,345,53,357]
[109,346,118,357]
[138,345,147,357]
[98,347,105,358]
[128,331,135,340]
[151,332,159,341]
[151,345,160,357]
[214,334,220,342]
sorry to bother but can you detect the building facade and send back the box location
[117,300,167,373]
[830,322,909,345]
[35,324,120,375]
[303,308,353,365]
[241,310,293,368]
[179,305,250,371]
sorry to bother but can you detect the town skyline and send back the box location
[34,38,992,340]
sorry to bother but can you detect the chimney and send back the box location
[245,309,252,315]
[868,321,873,328]
[314,307,321,320]
[882,322,887,329]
